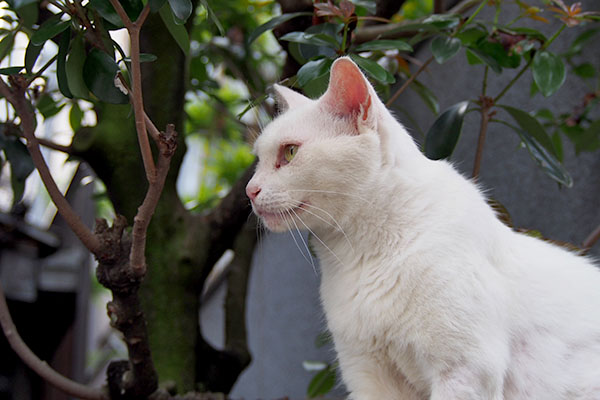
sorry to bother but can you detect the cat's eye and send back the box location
[284,144,298,162]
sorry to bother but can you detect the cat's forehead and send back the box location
[254,107,323,153]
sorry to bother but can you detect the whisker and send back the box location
[282,210,315,273]
[290,208,343,268]
[286,209,317,275]
[289,200,354,254]
[287,189,371,204]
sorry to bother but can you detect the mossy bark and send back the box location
[80,11,205,393]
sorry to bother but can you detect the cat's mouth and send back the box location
[254,202,308,230]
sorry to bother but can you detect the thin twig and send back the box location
[36,137,72,153]
[386,56,433,107]
[494,24,566,103]
[144,112,162,142]
[434,0,445,13]
[108,0,156,181]
[583,224,600,251]
[472,105,490,179]
[0,78,101,254]
[0,283,108,400]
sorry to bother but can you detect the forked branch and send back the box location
[0,77,101,254]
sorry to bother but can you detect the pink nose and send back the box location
[246,184,261,201]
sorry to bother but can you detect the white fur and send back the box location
[247,58,600,399]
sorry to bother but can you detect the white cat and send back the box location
[246,57,600,399]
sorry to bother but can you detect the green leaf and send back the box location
[551,130,563,162]
[25,41,43,74]
[573,63,596,79]
[351,0,377,15]
[502,121,572,187]
[297,58,333,87]
[280,31,341,49]
[159,3,189,56]
[421,14,460,30]
[0,132,34,203]
[66,35,90,99]
[69,102,83,131]
[30,17,71,46]
[424,101,469,160]
[354,39,412,52]
[567,28,600,57]
[307,365,337,398]
[287,41,306,64]
[302,72,329,98]
[456,27,487,47]
[36,93,64,118]
[7,0,37,8]
[532,50,565,97]
[0,33,15,63]
[349,54,395,84]
[149,0,167,12]
[529,78,539,97]
[15,2,38,28]
[465,48,483,66]
[289,23,340,62]
[57,30,73,98]
[83,49,128,104]
[502,27,546,42]
[167,0,192,23]
[431,36,461,64]
[89,0,122,26]
[0,66,24,75]
[469,40,520,73]
[199,0,225,36]
[562,120,600,154]
[533,108,553,121]
[89,0,144,28]
[409,79,439,114]
[498,105,556,157]
[247,12,312,45]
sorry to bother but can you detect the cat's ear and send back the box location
[320,57,376,133]
[272,84,310,113]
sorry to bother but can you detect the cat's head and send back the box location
[246,57,384,233]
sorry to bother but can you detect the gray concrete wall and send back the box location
[203,3,600,398]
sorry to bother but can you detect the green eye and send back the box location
[284,144,298,162]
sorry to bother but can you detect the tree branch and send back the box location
[385,56,433,107]
[472,101,492,179]
[1,122,73,154]
[0,76,101,254]
[0,283,108,400]
[129,124,177,275]
[434,0,445,13]
[95,216,158,398]
[583,223,600,251]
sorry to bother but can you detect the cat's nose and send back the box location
[246,184,261,201]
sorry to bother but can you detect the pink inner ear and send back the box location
[322,58,370,118]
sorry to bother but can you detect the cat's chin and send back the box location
[258,213,290,233]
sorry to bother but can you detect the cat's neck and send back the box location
[311,157,435,270]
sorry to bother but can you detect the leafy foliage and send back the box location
[248,0,599,187]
